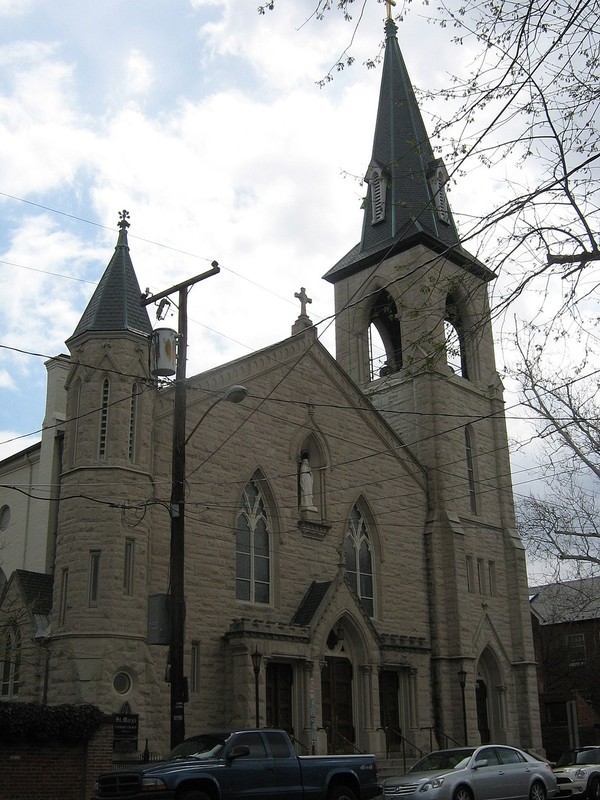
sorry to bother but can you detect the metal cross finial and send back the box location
[294,287,312,317]
[118,209,130,229]
[386,0,396,19]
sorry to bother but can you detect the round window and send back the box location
[113,671,132,694]
[0,505,10,531]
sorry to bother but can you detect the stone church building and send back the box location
[0,17,542,756]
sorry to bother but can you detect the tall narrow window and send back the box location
[488,561,496,597]
[1,625,21,697]
[128,383,139,461]
[465,426,477,513]
[88,550,101,606]
[123,538,135,596]
[345,504,374,616]
[99,378,110,459]
[466,556,474,593]
[59,568,69,625]
[190,641,200,693]
[73,379,82,464]
[477,558,485,594]
[236,478,271,604]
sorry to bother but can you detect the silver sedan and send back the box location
[381,745,558,800]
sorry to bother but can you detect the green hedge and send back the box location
[0,702,104,745]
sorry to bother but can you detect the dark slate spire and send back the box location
[70,211,152,340]
[324,17,484,285]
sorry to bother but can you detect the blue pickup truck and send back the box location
[93,728,381,800]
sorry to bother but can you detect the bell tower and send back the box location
[325,17,542,749]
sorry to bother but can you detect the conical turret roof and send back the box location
[70,211,152,340]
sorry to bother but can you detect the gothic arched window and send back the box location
[236,477,271,604]
[444,294,468,379]
[368,290,402,380]
[365,161,388,224]
[345,504,374,616]
[1,624,21,698]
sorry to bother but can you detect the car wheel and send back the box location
[529,781,547,800]
[588,776,600,800]
[329,786,358,800]
[453,786,473,800]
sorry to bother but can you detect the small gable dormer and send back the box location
[427,158,450,225]
[364,160,388,225]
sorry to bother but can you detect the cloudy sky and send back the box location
[0,0,554,527]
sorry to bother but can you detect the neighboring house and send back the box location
[1,569,52,700]
[530,577,600,760]
[0,355,69,591]
[0,16,543,757]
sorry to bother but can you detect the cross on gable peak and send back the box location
[294,287,312,318]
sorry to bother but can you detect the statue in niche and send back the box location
[299,451,318,513]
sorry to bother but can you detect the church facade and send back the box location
[0,16,542,757]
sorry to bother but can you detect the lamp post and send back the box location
[251,648,262,728]
[142,264,247,749]
[458,666,468,746]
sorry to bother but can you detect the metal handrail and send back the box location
[420,726,464,751]
[287,731,310,754]
[382,726,423,773]
[324,723,365,754]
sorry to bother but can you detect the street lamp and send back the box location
[142,265,248,749]
[251,648,262,728]
[458,666,468,746]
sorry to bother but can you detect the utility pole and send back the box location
[142,262,219,749]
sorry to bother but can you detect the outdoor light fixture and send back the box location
[251,648,262,728]
[458,665,468,746]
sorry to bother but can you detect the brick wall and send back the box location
[0,719,113,800]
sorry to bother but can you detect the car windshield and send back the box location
[556,749,599,767]
[409,749,477,772]
[166,733,229,760]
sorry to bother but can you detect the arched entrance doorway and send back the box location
[475,647,506,744]
[321,625,355,754]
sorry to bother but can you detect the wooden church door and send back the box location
[322,657,354,753]
[379,670,402,752]
[266,662,294,736]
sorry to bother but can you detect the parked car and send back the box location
[381,745,558,800]
[553,746,600,800]
[93,728,381,800]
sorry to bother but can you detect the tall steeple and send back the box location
[69,210,152,341]
[325,16,469,284]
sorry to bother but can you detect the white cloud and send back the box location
[125,48,154,95]
[0,0,33,16]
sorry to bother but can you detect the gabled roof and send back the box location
[14,569,53,615]
[69,215,152,340]
[291,581,331,626]
[529,576,600,624]
[324,17,493,285]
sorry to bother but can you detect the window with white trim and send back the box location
[236,478,271,604]
[345,504,374,616]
